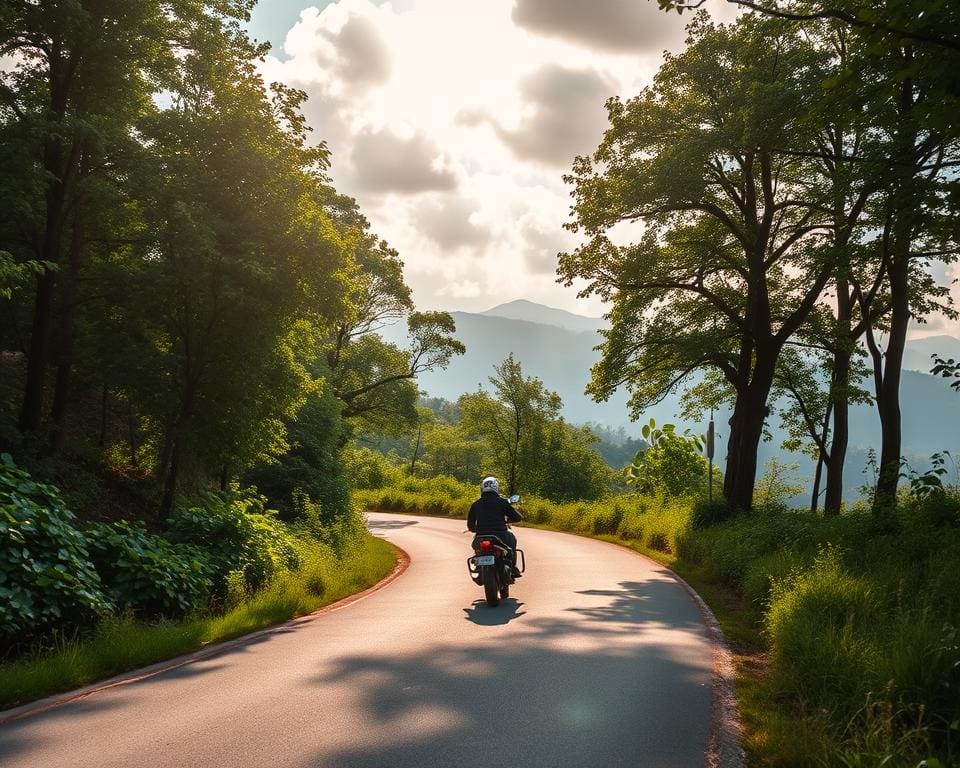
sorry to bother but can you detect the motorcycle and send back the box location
[466,494,525,607]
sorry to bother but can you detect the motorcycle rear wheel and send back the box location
[482,566,500,606]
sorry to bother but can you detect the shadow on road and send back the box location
[565,579,703,633]
[0,691,129,761]
[366,519,419,530]
[304,578,712,768]
[463,598,526,626]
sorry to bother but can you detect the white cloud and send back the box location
[413,194,492,251]
[519,214,577,275]
[911,262,960,339]
[511,0,687,53]
[490,64,617,167]
[322,11,391,85]
[440,279,483,299]
[258,0,678,315]
[350,127,458,194]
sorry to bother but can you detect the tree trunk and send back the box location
[824,281,852,516]
[873,60,917,514]
[49,205,85,453]
[725,390,768,511]
[160,440,181,520]
[874,245,909,511]
[19,271,57,434]
[19,59,74,435]
[810,454,824,513]
[722,395,745,504]
[159,374,198,519]
[157,425,175,482]
[824,351,849,515]
[409,422,422,474]
[724,342,778,511]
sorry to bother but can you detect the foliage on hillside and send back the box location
[0,0,462,526]
[353,357,617,503]
[0,456,372,658]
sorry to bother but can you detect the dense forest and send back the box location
[0,0,461,680]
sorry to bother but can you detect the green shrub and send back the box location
[914,490,960,528]
[691,497,733,528]
[623,421,711,498]
[0,533,397,710]
[642,497,694,554]
[223,569,249,612]
[740,547,808,604]
[84,521,211,617]
[589,498,625,536]
[167,487,298,592]
[344,447,396,490]
[766,546,881,704]
[0,454,111,639]
[292,490,366,555]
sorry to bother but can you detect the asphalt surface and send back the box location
[0,513,714,768]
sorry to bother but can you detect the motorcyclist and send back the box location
[467,476,523,578]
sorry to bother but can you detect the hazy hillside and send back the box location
[383,302,960,500]
[380,306,680,429]
[479,299,606,334]
[901,334,960,373]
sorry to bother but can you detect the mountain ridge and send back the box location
[479,299,605,334]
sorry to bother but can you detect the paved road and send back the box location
[0,514,715,768]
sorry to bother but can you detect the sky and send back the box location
[247,1,959,336]
[248,0,738,317]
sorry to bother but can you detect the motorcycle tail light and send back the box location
[479,540,493,550]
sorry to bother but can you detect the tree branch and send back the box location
[675,1,960,53]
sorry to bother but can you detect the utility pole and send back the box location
[707,409,715,502]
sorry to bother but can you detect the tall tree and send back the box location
[315,191,464,436]
[858,55,959,510]
[104,13,349,516]
[655,0,960,55]
[459,354,561,495]
[329,311,465,435]
[0,0,220,437]
[657,0,960,514]
[560,15,837,511]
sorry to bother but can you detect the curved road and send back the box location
[0,514,719,768]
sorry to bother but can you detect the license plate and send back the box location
[475,555,495,566]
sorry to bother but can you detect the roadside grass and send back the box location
[0,534,396,711]
[358,476,960,767]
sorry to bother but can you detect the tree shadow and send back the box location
[0,695,128,762]
[304,579,713,768]
[0,574,714,768]
[366,519,419,530]
[565,579,705,633]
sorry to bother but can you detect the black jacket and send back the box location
[467,491,522,534]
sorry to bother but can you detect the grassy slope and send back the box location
[0,534,396,711]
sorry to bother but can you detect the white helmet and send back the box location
[481,476,500,494]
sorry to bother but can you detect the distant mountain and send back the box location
[901,334,960,373]
[381,302,960,502]
[480,300,606,334]
[400,311,642,428]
